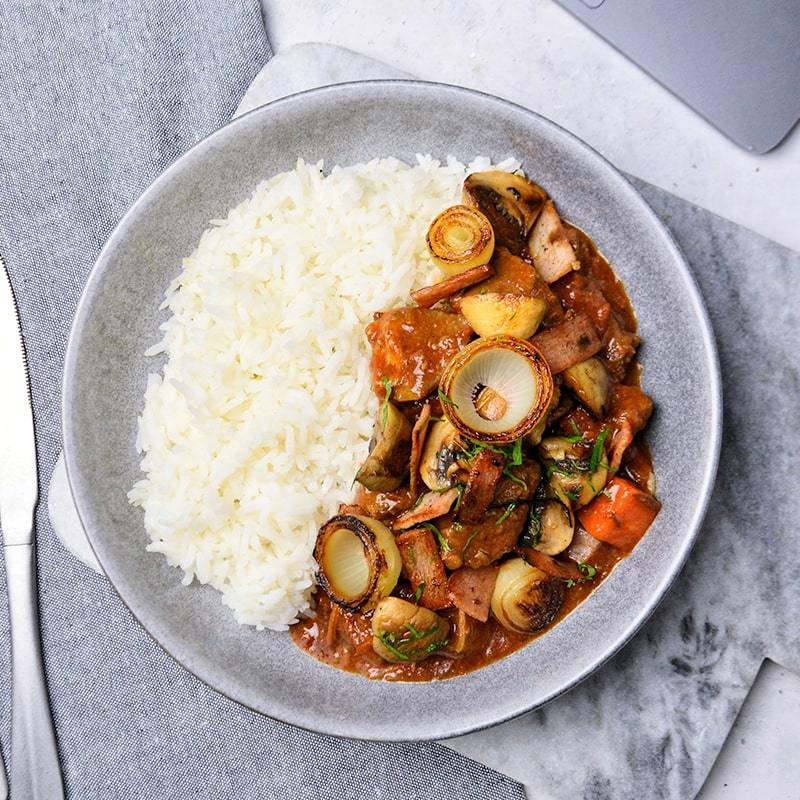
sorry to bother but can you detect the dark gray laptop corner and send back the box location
[556,0,800,153]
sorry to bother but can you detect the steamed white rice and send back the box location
[128,154,520,630]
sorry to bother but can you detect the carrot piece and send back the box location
[577,477,660,550]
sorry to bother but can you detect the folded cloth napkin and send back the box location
[0,3,523,798]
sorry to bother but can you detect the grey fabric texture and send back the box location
[0,3,522,798]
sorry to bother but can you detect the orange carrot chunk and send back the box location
[577,477,660,550]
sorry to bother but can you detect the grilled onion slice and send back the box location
[439,336,553,444]
[427,205,495,276]
[490,557,564,634]
[314,514,401,611]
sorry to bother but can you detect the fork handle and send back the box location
[5,543,64,799]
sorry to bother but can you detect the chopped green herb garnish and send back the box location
[547,458,591,477]
[601,487,613,500]
[377,623,447,660]
[564,419,584,444]
[437,387,458,409]
[510,438,523,466]
[376,630,411,661]
[422,521,451,553]
[453,483,466,512]
[380,377,392,433]
[520,506,542,547]
[590,427,610,473]
[414,582,425,603]
[425,638,448,655]
[502,466,528,491]
[562,562,599,589]
[462,530,479,555]
[496,502,517,524]
[563,489,581,503]
[404,622,439,641]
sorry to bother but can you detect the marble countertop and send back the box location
[260,0,800,254]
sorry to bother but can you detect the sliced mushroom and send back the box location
[409,403,433,496]
[419,419,461,491]
[530,499,575,555]
[549,461,609,509]
[463,171,548,255]
[525,383,561,447]
[371,597,450,663]
[442,608,481,657]
[355,402,412,492]
[563,357,610,417]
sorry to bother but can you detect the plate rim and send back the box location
[62,78,723,741]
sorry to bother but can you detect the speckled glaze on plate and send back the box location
[62,81,721,741]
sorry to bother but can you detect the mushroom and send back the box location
[563,357,610,417]
[355,401,412,492]
[463,171,548,254]
[314,515,402,611]
[490,557,564,634]
[419,419,462,491]
[439,336,553,445]
[442,608,480,657]
[426,205,495,276]
[459,292,549,339]
[371,597,450,663]
[529,498,575,555]
[539,436,609,508]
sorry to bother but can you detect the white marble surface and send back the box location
[696,661,800,800]
[260,0,800,254]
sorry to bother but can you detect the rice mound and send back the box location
[129,154,520,630]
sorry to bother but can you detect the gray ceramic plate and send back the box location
[63,81,721,741]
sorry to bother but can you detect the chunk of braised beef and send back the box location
[439,504,528,570]
[492,460,542,505]
[354,485,415,522]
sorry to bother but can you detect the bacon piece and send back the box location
[396,528,451,610]
[458,449,506,523]
[518,546,581,581]
[409,403,432,497]
[531,313,603,373]
[337,503,368,516]
[411,264,495,308]
[392,488,459,531]
[608,384,653,469]
[447,565,499,622]
[529,200,581,283]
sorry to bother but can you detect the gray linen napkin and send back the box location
[0,3,523,798]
